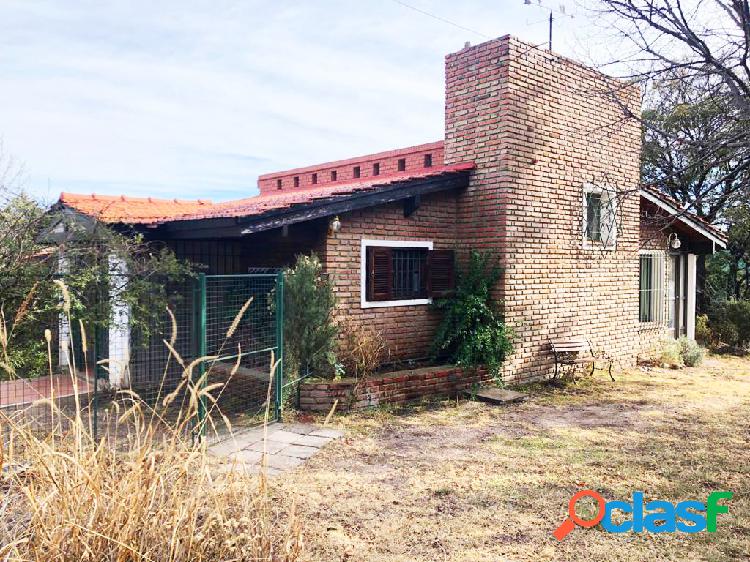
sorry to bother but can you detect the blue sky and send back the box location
[1,0,602,203]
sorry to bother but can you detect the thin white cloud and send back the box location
[1,0,596,202]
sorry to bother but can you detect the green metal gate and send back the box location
[194,272,284,434]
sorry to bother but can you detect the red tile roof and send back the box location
[57,162,475,226]
[58,193,214,225]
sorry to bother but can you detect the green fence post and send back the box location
[196,273,208,438]
[274,270,284,422]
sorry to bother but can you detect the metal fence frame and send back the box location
[1,271,284,442]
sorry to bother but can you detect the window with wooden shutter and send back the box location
[362,241,448,306]
[427,249,455,297]
[366,246,392,301]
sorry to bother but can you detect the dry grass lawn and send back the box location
[275,355,750,561]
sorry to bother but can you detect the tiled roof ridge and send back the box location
[59,192,213,206]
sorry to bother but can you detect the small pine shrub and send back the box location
[281,254,338,379]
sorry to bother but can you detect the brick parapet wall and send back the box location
[299,365,490,411]
[445,36,643,383]
[258,142,445,194]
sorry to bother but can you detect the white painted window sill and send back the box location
[361,298,432,309]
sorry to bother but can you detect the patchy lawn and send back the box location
[275,355,750,561]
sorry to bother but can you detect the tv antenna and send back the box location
[523,0,574,51]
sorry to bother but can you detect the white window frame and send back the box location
[582,183,618,251]
[360,239,433,309]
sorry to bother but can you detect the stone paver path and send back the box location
[208,422,343,475]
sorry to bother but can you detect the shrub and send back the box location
[657,337,683,368]
[678,336,704,367]
[695,314,712,346]
[645,336,705,368]
[707,299,750,349]
[339,319,389,380]
[431,250,513,381]
[281,254,337,379]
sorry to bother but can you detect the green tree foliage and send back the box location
[706,300,750,349]
[642,76,747,223]
[281,254,337,380]
[431,250,512,380]
[0,184,193,379]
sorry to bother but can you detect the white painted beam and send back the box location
[687,254,697,340]
[107,255,131,388]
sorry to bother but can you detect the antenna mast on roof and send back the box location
[523,0,574,51]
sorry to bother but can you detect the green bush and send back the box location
[706,299,750,349]
[281,254,337,380]
[431,250,513,381]
[678,336,704,367]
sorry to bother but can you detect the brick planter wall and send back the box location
[299,365,490,412]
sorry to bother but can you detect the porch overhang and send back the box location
[639,188,727,252]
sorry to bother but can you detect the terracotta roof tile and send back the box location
[58,193,214,224]
[58,162,475,226]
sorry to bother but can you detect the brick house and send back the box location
[55,36,726,383]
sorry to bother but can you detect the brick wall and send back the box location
[323,190,459,361]
[258,142,444,194]
[299,365,490,412]
[445,36,643,382]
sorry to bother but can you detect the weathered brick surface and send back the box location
[444,36,643,382]
[276,36,649,383]
[324,190,458,359]
[299,366,490,412]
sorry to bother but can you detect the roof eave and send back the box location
[159,170,471,239]
[640,189,727,250]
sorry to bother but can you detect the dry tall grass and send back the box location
[0,284,303,561]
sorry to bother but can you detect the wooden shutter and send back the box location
[427,249,455,298]
[366,246,392,301]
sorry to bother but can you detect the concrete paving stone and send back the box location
[281,423,317,435]
[265,454,305,471]
[229,427,267,443]
[278,444,320,459]
[291,434,332,448]
[227,449,265,464]
[208,439,245,457]
[265,429,305,444]
[308,428,344,439]
[246,440,288,454]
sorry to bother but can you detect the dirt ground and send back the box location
[274,355,750,561]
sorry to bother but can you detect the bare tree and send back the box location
[591,0,750,218]
[594,0,750,114]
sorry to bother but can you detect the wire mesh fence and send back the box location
[0,272,283,443]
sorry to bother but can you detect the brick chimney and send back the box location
[444,36,643,381]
